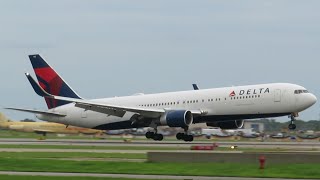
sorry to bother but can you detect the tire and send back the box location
[288,124,296,130]
[184,135,194,142]
[188,135,194,142]
[176,133,184,140]
[146,132,155,139]
[157,134,164,141]
[153,133,163,141]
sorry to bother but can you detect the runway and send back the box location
[0,138,319,149]
[0,171,317,180]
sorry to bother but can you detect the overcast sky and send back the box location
[0,0,319,122]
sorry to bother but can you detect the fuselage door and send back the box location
[274,89,281,102]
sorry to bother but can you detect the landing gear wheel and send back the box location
[176,133,184,140]
[288,113,297,130]
[145,132,155,139]
[183,134,194,142]
[153,134,164,141]
[288,123,296,130]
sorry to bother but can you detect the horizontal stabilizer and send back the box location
[25,73,52,97]
[5,107,66,117]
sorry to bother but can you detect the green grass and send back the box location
[0,144,188,150]
[0,152,146,159]
[0,175,152,180]
[0,158,319,179]
[0,130,97,139]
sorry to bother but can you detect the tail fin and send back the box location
[0,113,9,122]
[28,54,82,109]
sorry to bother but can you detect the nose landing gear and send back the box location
[288,113,298,130]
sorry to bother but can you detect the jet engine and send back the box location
[160,110,193,127]
[207,120,244,129]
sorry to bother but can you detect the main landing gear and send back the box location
[176,127,194,142]
[288,113,297,130]
[145,127,164,141]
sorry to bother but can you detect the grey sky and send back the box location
[1,0,319,122]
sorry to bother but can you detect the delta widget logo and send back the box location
[229,91,236,97]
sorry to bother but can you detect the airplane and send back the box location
[6,54,317,142]
[0,113,104,136]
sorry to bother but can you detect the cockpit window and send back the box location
[294,90,309,94]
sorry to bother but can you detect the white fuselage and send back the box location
[37,83,317,130]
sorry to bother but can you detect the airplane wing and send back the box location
[5,107,66,117]
[25,73,206,118]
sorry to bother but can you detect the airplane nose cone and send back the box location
[309,93,317,106]
[296,93,317,112]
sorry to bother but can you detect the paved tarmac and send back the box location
[0,171,316,180]
[0,138,319,150]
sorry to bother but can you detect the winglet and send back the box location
[25,73,53,97]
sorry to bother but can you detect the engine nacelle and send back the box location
[160,110,193,127]
[207,120,244,129]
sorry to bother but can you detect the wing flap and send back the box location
[75,103,126,117]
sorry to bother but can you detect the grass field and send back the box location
[0,175,152,180]
[0,158,319,179]
[0,144,189,151]
[0,152,146,159]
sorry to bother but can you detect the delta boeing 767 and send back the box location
[6,55,317,142]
